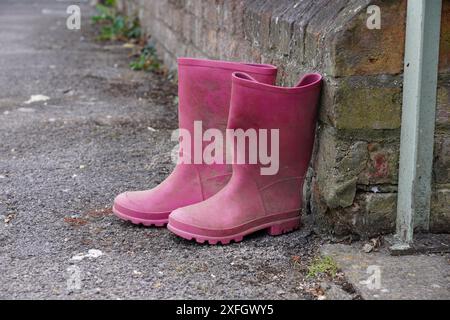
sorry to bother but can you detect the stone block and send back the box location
[439,1,450,72]
[433,133,450,184]
[322,76,402,130]
[312,187,397,237]
[437,75,450,129]
[329,0,406,77]
[430,189,450,233]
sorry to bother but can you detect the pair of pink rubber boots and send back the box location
[113,58,322,245]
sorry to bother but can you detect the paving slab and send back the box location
[321,243,450,300]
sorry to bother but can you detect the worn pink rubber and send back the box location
[167,72,322,243]
[113,58,277,226]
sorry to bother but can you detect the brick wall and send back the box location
[117,0,450,237]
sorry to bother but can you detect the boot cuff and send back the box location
[178,57,277,75]
[232,72,322,94]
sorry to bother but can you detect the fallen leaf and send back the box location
[64,217,88,226]
[308,285,325,298]
[4,213,16,224]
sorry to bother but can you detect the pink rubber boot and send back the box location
[113,58,277,226]
[167,72,322,243]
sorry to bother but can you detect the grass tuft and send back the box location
[307,256,338,278]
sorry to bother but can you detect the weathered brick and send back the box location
[204,27,218,57]
[269,8,294,55]
[231,0,246,37]
[151,22,186,63]
[217,31,239,60]
[182,11,194,42]
[437,75,450,129]
[203,0,220,30]
[439,1,450,72]
[156,0,170,23]
[216,0,244,36]
[191,0,203,18]
[311,187,397,238]
[329,0,406,77]
[168,0,185,10]
[184,0,196,14]
[314,186,450,236]
[313,126,400,211]
[314,126,368,209]
[191,16,203,49]
[169,7,184,34]
[430,189,450,233]
[433,133,450,184]
[131,0,449,78]
[303,0,348,72]
[358,141,400,185]
[242,1,263,47]
[185,45,208,60]
[323,76,402,130]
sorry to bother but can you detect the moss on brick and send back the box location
[333,82,402,130]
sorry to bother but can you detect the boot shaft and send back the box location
[227,72,322,213]
[177,58,278,134]
[176,58,278,198]
[167,69,323,243]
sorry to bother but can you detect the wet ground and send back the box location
[0,0,328,299]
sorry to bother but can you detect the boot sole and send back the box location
[113,205,168,227]
[167,215,301,245]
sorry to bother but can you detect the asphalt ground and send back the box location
[0,0,327,299]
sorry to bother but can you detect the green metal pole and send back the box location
[396,0,442,245]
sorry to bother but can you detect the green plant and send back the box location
[125,17,141,39]
[104,0,116,6]
[91,3,141,41]
[129,44,163,73]
[307,256,338,278]
[91,3,114,24]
